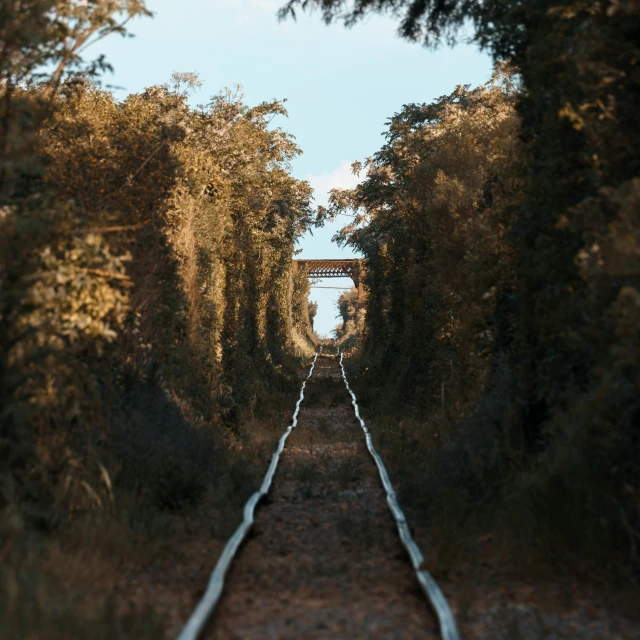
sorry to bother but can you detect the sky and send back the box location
[96,0,493,335]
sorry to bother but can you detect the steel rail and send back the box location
[175,348,321,640]
[337,349,462,640]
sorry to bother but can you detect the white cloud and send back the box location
[306,161,362,208]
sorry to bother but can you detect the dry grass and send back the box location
[362,401,640,588]
[0,398,299,639]
[0,517,165,640]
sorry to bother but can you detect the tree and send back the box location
[0,0,151,198]
[279,0,529,56]
[287,0,640,571]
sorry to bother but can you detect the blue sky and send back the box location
[97,0,492,335]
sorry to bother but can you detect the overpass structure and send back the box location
[293,259,364,297]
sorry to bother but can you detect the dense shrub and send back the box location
[0,5,318,530]
[335,287,366,344]
[330,65,522,417]
[291,0,640,576]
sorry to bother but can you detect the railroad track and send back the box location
[177,347,461,639]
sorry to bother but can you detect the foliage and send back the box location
[334,287,365,344]
[330,65,522,409]
[0,0,151,199]
[292,268,318,345]
[0,2,318,543]
[303,0,640,576]
[0,2,320,627]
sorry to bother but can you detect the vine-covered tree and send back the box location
[294,0,640,575]
[1,2,318,537]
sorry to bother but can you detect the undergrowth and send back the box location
[0,380,301,638]
[355,398,640,587]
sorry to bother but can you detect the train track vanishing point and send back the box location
[176,347,461,640]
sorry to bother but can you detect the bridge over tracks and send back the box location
[292,259,364,296]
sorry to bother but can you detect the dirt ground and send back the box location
[205,353,438,639]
